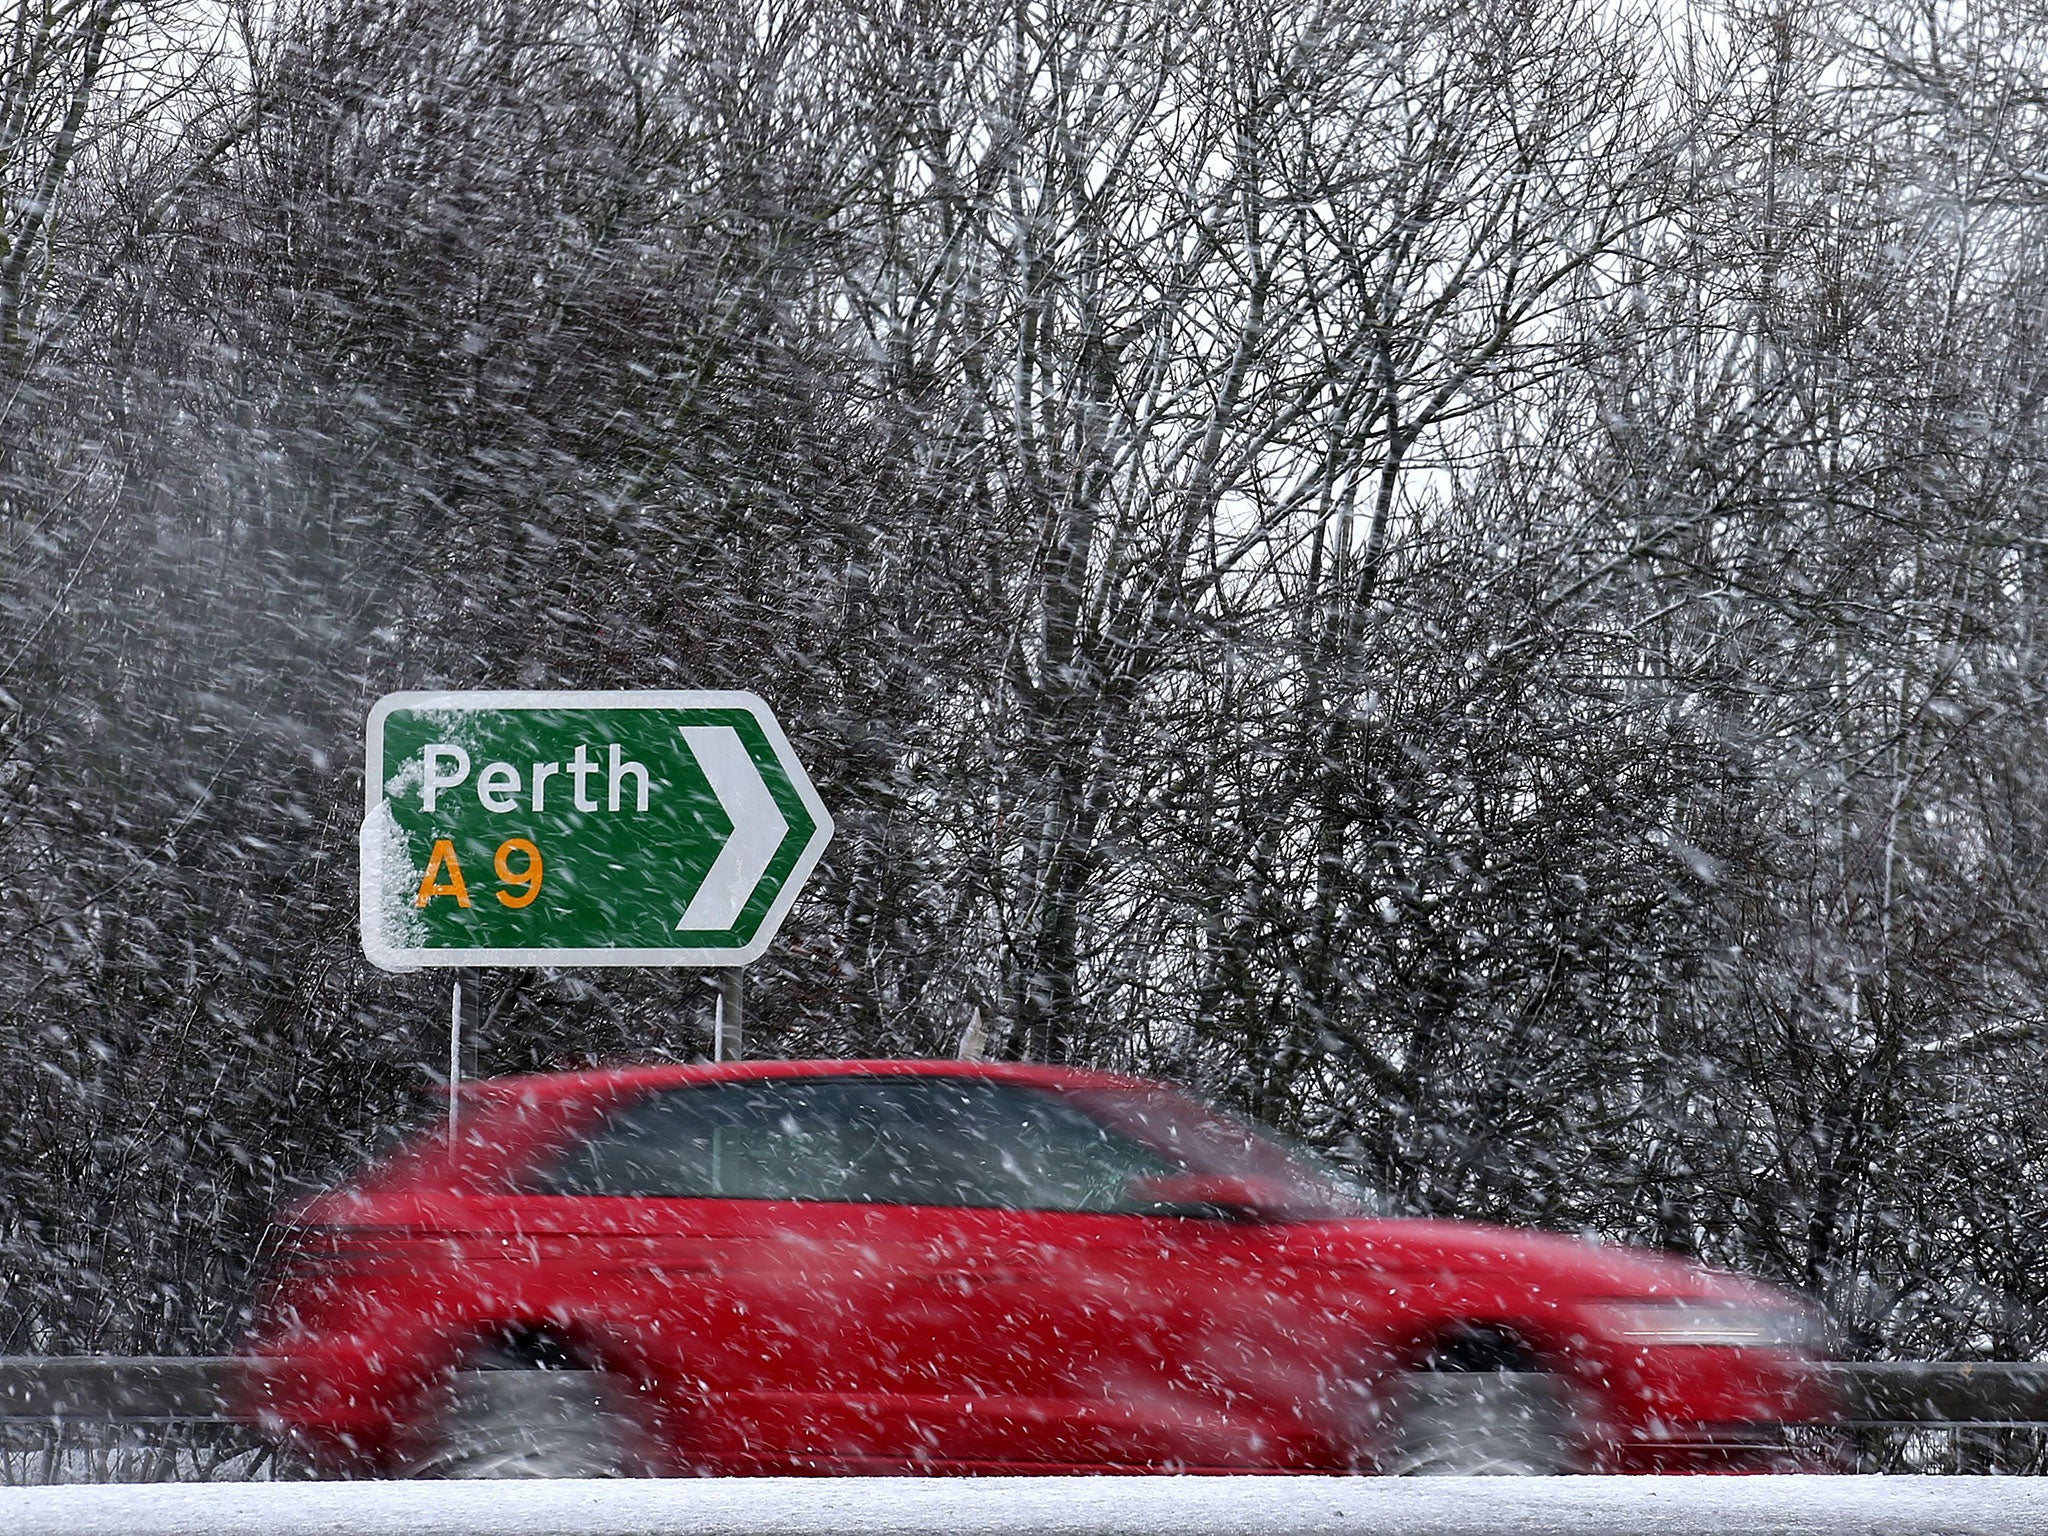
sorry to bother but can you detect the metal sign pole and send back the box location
[722,968,744,1061]
[448,975,463,1134]
[712,968,744,1062]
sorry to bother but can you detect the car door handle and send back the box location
[538,1238,717,1275]
[931,1267,1026,1287]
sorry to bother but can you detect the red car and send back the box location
[240,1059,1837,1476]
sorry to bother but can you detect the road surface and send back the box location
[5,1476,2044,1536]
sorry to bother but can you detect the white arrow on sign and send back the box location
[677,724,789,931]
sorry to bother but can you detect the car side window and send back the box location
[530,1077,1175,1212]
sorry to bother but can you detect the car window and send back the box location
[1064,1086,1384,1217]
[529,1076,1178,1211]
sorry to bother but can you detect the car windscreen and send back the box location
[527,1075,1178,1211]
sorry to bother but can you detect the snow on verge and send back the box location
[3,1476,2045,1536]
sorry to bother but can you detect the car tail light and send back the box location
[276,1224,419,1281]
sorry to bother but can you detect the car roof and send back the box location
[461,1057,1166,1104]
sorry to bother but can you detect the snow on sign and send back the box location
[358,691,832,970]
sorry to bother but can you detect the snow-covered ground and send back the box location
[4,1476,2044,1536]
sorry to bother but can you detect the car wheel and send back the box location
[1380,1329,1578,1476]
[403,1351,645,1479]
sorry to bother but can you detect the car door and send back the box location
[861,1080,1348,1470]
[512,1075,997,1471]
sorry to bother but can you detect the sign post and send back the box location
[715,967,744,1062]
[358,691,832,1070]
[447,976,464,1132]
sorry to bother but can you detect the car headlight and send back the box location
[1583,1300,1823,1350]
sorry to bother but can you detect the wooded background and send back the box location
[5,0,2048,1365]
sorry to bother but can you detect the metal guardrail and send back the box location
[0,1358,251,1422]
[6,1357,2048,1426]
[1837,1362,2048,1425]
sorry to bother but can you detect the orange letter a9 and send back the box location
[416,839,472,907]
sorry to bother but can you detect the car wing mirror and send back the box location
[1128,1172,1299,1222]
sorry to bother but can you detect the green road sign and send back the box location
[358,691,832,970]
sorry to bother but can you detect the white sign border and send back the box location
[360,689,834,972]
